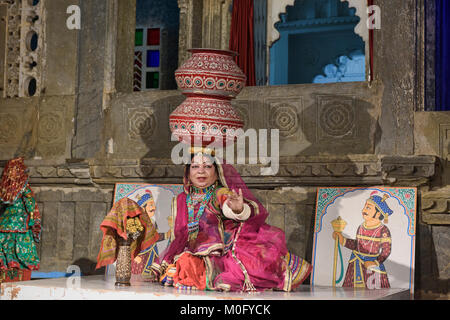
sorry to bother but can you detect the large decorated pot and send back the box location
[169,48,246,148]
[174,48,246,98]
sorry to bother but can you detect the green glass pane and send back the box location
[135,29,143,46]
[146,72,159,89]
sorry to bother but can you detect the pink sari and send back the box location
[152,160,311,292]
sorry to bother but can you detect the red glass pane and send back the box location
[147,28,160,46]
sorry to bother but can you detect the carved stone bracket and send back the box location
[421,186,450,225]
[0,160,93,185]
[381,156,437,183]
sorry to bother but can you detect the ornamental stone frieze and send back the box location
[0,155,437,188]
[381,156,437,181]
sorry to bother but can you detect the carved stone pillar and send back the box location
[0,0,44,98]
[106,0,136,94]
[201,0,232,50]
[178,0,231,65]
[177,0,203,66]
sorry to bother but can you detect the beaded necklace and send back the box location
[191,185,215,194]
[186,184,216,240]
[186,184,216,241]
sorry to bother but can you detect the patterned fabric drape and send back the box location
[96,197,159,269]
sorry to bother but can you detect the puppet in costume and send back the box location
[0,157,41,282]
[96,197,158,276]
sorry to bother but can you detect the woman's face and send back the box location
[189,154,218,188]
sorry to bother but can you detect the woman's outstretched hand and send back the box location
[225,188,244,214]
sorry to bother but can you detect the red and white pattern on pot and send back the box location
[175,49,246,99]
[170,48,246,148]
[169,97,244,147]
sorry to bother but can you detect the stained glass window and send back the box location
[147,28,160,46]
[147,50,160,68]
[134,27,161,90]
[146,72,159,89]
[134,0,180,90]
[133,51,143,91]
[135,29,144,46]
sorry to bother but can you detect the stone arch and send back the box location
[340,0,368,42]
[268,0,368,47]
[267,0,295,48]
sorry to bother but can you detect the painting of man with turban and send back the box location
[333,192,393,288]
[311,187,417,292]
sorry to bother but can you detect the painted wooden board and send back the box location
[311,187,417,293]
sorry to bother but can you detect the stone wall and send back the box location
[33,186,113,275]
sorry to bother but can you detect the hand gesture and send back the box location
[332,231,345,245]
[225,188,244,214]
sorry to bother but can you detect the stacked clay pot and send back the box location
[169,48,246,148]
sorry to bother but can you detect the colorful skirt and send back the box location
[159,250,311,292]
[0,268,32,283]
[0,231,40,271]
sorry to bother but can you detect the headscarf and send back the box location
[0,157,41,242]
[0,157,29,204]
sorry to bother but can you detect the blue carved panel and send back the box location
[269,0,365,85]
[313,50,365,83]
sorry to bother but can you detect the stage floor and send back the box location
[0,275,411,300]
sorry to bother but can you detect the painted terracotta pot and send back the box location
[170,48,246,148]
